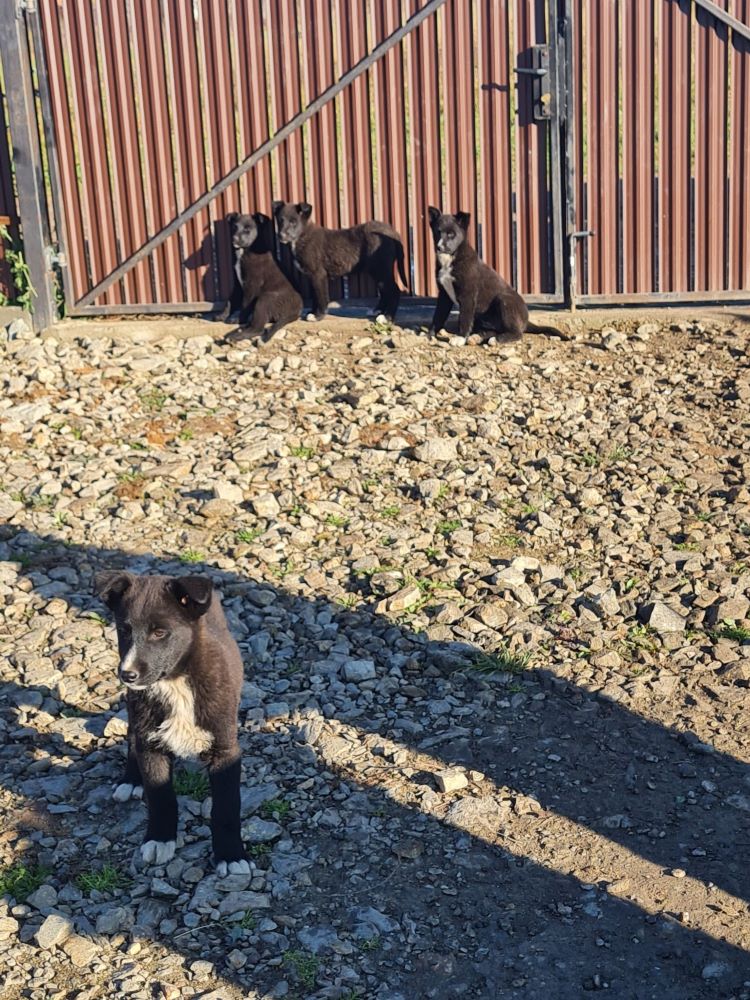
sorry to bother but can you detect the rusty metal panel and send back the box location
[268,0,307,201]
[234,0,274,214]
[622,0,655,293]
[406,0,442,296]
[729,0,750,290]
[64,0,122,304]
[303,0,341,228]
[95,1,152,304]
[372,0,409,279]
[658,0,691,292]
[584,0,619,296]
[441,0,476,222]
[478,0,513,282]
[514,0,550,295]
[694,2,729,292]
[162,0,211,305]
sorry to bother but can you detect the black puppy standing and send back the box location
[273,200,408,322]
[219,212,302,343]
[95,571,248,875]
[427,207,568,341]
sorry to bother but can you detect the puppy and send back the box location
[222,212,302,344]
[427,207,568,340]
[273,200,408,321]
[95,571,248,875]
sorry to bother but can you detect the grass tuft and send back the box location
[0,863,51,901]
[471,646,532,676]
[75,864,130,895]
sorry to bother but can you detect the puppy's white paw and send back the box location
[140,840,176,865]
[113,783,142,802]
[375,313,388,326]
[305,312,317,322]
[216,859,251,877]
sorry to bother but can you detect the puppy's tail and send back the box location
[526,321,571,341]
[394,243,409,291]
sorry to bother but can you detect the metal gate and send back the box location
[0,0,567,326]
[568,0,750,304]
[0,0,748,329]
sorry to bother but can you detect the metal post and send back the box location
[560,0,578,310]
[0,0,57,331]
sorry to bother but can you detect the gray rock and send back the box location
[413,438,458,463]
[297,924,340,954]
[218,890,271,916]
[35,912,74,950]
[342,658,376,682]
[242,817,283,842]
[95,905,134,935]
[642,601,686,633]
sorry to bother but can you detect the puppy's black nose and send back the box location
[120,669,138,684]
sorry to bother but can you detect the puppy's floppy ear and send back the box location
[296,201,313,220]
[170,575,213,619]
[428,206,441,225]
[253,212,271,226]
[95,571,133,609]
[454,211,471,231]
[226,211,239,226]
[272,200,285,217]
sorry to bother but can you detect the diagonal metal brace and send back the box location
[79,0,448,307]
[693,0,750,43]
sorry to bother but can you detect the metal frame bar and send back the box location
[26,3,74,313]
[577,289,750,306]
[547,0,566,303]
[0,0,57,330]
[560,0,578,308]
[693,0,750,43]
[76,0,449,308]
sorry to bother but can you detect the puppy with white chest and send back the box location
[427,207,568,341]
[95,571,248,875]
[221,212,302,344]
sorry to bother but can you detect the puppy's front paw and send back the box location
[226,328,258,345]
[113,783,143,802]
[305,312,317,322]
[140,840,176,865]
[216,859,251,877]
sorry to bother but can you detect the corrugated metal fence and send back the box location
[0,0,748,320]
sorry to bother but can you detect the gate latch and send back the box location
[514,45,551,122]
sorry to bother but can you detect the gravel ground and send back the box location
[0,309,749,1000]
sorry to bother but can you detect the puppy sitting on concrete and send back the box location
[222,212,302,344]
[273,200,408,322]
[95,571,248,875]
[427,207,568,341]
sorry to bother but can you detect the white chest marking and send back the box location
[437,252,458,304]
[234,250,243,284]
[148,676,213,759]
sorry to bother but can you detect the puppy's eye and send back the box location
[150,628,169,640]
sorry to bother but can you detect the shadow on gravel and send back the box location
[2,529,750,998]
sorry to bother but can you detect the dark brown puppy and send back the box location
[273,200,408,321]
[427,207,568,341]
[95,571,248,875]
[223,212,302,344]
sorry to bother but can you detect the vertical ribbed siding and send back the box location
[585,0,618,296]
[478,0,513,282]
[622,0,654,293]
[694,2,729,292]
[658,0,691,293]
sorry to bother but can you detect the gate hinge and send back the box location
[16,0,37,16]
[46,246,67,269]
[570,229,595,241]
